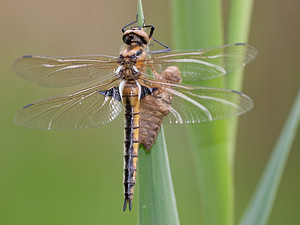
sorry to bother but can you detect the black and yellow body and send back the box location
[121,79,140,211]
[118,27,148,211]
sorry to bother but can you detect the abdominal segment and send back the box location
[122,81,140,211]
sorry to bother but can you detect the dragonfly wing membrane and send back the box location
[14,80,123,130]
[13,55,119,87]
[144,82,253,124]
[148,43,257,81]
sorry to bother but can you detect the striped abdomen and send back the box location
[122,80,140,211]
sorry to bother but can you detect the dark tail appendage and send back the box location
[123,198,132,211]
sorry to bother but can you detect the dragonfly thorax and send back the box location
[118,45,146,74]
[115,66,140,80]
[118,54,137,68]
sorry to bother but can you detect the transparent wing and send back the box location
[146,43,257,81]
[163,87,253,124]
[139,79,253,124]
[14,79,123,130]
[12,55,119,87]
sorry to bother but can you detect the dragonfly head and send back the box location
[122,27,150,47]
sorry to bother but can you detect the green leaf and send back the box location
[137,1,180,224]
[171,1,256,225]
[238,89,300,225]
[226,0,255,164]
[139,127,180,225]
[171,1,234,225]
[226,0,255,91]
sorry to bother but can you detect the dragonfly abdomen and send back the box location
[122,80,140,211]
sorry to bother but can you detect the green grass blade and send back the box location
[172,1,235,225]
[226,0,255,91]
[138,1,180,224]
[139,127,180,225]
[226,0,255,163]
[238,89,300,225]
[172,0,223,49]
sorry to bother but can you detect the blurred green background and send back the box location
[0,0,299,224]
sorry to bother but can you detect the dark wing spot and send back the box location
[231,90,242,95]
[22,55,33,58]
[235,43,246,46]
[23,103,33,109]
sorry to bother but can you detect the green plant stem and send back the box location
[137,1,180,224]
[139,127,180,225]
[172,1,234,225]
[226,0,255,164]
[226,0,254,91]
[238,89,300,225]
[137,0,145,29]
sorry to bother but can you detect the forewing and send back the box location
[14,79,123,130]
[147,43,257,81]
[13,55,119,87]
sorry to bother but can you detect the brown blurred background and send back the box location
[0,0,299,224]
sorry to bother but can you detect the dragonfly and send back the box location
[13,18,257,211]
